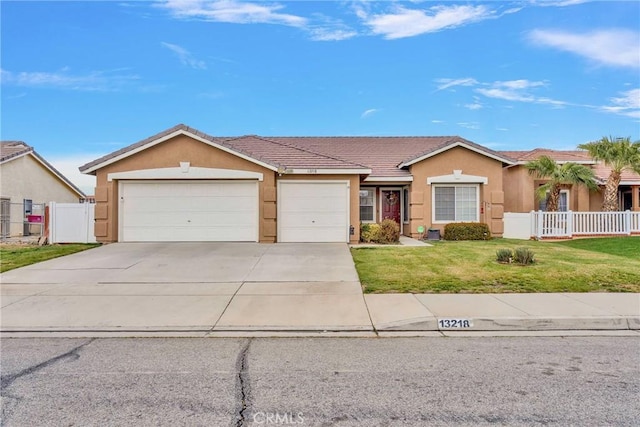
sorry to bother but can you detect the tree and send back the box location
[578,136,640,211]
[525,156,598,212]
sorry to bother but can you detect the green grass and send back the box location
[0,244,100,273]
[351,237,640,294]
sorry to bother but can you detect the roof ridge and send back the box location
[268,135,459,139]
[243,135,371,169]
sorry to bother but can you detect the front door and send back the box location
[381,190,401,224]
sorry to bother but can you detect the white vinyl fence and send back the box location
[504,210,640,240]
[49,202,96,243]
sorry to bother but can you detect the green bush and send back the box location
[496,248,513,263]
[443,223,491,241]
[360,223,381,243]
[513,247,535,265]
[378,219,400,244]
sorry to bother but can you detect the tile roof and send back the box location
[0,141,32,162]
[591,163,640,184]
[79,124,513,178]
[1,141,85,197]
[500,148,594,163]
[224,136,370,170]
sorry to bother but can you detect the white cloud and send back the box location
[600,88,640,119]
[0,68,139,91]
[464,102,483,110]
[457,122,480,130]
[475,79,569,107]
[361,108,379,118]
[362,5,494,39]
[529,29,640,68]
[161,42,207,69]
[431,120,444,124]
[308,27,358,41]
[47,154,102,195]
[159,0,307,27]
[435,77,478,91]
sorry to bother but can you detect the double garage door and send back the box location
[119,180,349,243]
[120,181,258,242]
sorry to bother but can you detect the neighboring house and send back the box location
[79,124,514,243]
[1,141,86,237]
[501,149,640,213]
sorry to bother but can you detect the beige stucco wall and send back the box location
[1,154,81,236]
[408,147,505,238]
[278,174,362,244]
[502,165,602,213]
[92,134,277,243]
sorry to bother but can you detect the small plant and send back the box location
[513,247,535,265]
[360,223,381,243]
[378,219,400,244]
[443,222,491,241]
[496,248,513,263]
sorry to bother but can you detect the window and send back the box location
[359,188,375,222]
[433,185,478,222]
[1,198,10,238]
[403,188,409,223]
[539,190,569,212]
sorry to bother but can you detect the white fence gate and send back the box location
[504,210,640,240]
[49,202,96,244]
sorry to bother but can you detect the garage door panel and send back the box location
[121,181,258,242]
[279,182,349,243]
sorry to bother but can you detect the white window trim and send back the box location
[380,187,404,233]
[403,187,410,224]
[359,187,376,223]
[431,184,480,224]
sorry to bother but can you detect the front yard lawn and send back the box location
[0,244,100,273]
[351,237,640,293]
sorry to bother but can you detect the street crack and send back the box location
[235,338,252,427]
[1,338,95,390]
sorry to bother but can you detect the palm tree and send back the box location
[525,156,598,212]
[578,136,640,211]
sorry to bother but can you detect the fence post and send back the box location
[625,210,631,235]
[48,202,55,243]
[537,210,543,239]
[567,210,573,237]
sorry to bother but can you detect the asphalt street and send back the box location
[1,337,638,426]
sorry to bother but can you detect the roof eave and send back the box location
[398,141,515,168]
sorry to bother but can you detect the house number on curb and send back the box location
[438,319,473,329]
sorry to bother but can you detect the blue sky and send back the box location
[1,0,639,193]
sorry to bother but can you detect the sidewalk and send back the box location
[2,284,638,337]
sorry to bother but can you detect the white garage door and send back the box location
[120,181,258,242]
[278,181,349,242]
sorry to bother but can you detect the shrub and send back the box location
[378,219,400,244]
[360,223,381,243]
[443,223,491,241]
[496,248,513,263]
[513,247,535,265]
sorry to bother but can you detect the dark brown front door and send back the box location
[381,190,401,224]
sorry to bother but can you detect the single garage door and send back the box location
[120,180,258,242]
[278,181,349,242]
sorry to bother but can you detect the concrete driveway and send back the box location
[1,243,372,332]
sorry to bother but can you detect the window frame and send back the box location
[402,187,410,224]
[359,187,376,223]
[431,184,480,223]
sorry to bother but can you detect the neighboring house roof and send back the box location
[501,148,595,164]
[0,141,86,197]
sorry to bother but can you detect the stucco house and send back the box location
[79,124,514,243]
[501,149,640,213]
[1,141,86,237]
